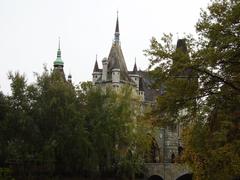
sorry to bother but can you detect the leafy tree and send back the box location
[31,70,89,175]
[0,90,9,165]
[145,0,240,179]
[3,72,36,162]
[0,70,90,177]
[0,69,151,179]
[82,85,151,179]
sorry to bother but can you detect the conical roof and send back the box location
[106,16,131,82]
[107,43,131,82]
[133,59,138,73]
[93,58,100,72]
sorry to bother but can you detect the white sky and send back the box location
[0,0,210,94]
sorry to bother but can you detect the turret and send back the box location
[102,57,108,81]
[53,38,65,79]
[112,68,120,84]
[92,55,102,84]
[54,38,64,70]
[107,14,132,83]
[133,59,138,73]
[68,73,72,83]
[129,59,140,89]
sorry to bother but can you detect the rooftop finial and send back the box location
[54,37,64,67]
[58,37,61,50]
[57,37,61,58]
[114,11,120,44]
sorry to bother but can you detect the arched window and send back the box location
[171,152,175,163]
[148,175,164,180]
[178,146,183,156]
[176,173,193,180]
[149,138,160,163]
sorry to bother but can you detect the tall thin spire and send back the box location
[114,11,120,44]
[133,58,138,73]
[54,37,64,67]
[93,55,99,72]
[57,37,61,58]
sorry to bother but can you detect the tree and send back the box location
[31,70,89,175]
[0,69,151,179]
[81,85,151,179]
[145,0,240,179]
[0,90,9,166]
[0,70,90,177]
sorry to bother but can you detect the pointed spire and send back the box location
[93,55,100,72]
[54,37,64,67]
[114,11,120,44]
[58,37,61,49]
[57,37,61,58]
[115,11,119,33]
[133,58,138,73]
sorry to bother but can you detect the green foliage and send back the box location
[81,85,150,178]
[0,69,150,179]
[0,167,14,180]
[145,0,240,179]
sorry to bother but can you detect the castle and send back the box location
[92,16,163,104]
[90,16,188,164]
[52,15,189,165]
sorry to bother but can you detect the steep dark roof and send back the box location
[176,39,187,53]
[138,71,163,102]
[93,60,100,72]
[107,43,132,82]
[174,39,199,78]
[133,61,138,73]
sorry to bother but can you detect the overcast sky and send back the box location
[0,0,210,94]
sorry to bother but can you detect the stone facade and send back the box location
[50,15,193,179]
[91,16,186,165]
[145,163,192,180]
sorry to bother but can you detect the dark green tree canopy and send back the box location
[145,0,240,179]
[0,69,151,179]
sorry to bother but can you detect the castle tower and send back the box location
[129,59,140,89]
[92,14,135,88]
[53,38,65,79]
[107,15,133,86]
[92,55,102,84]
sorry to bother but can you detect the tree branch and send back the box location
[191,66,240,93]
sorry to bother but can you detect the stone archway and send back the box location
[176,173,193,180]
[145,137,161,163]
[148,175,164,180]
